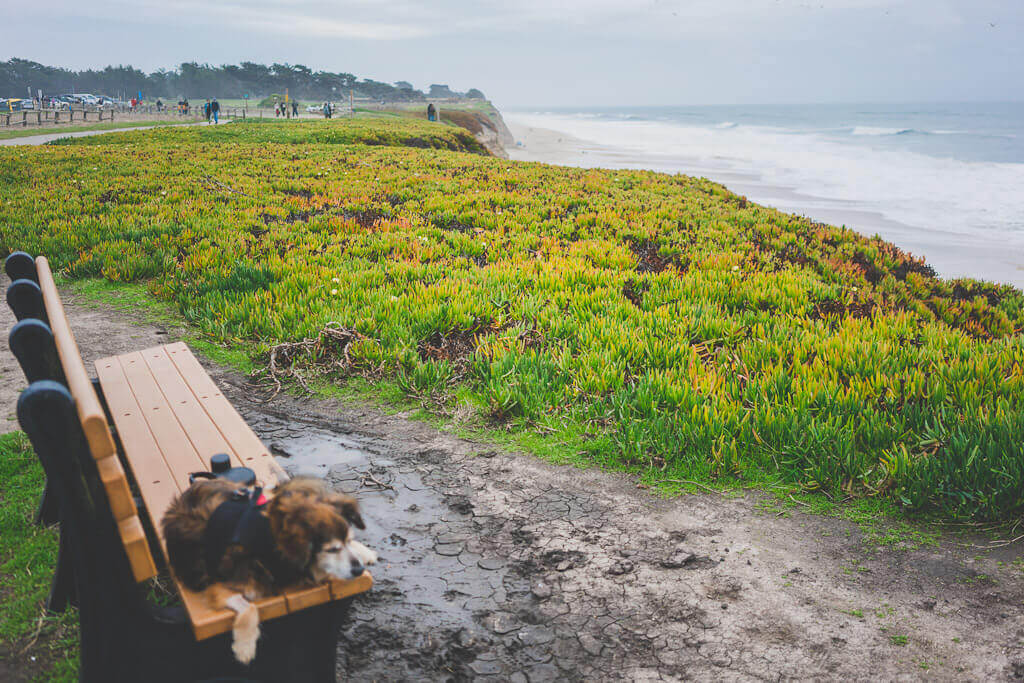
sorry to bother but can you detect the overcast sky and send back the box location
[3,0,1022,107]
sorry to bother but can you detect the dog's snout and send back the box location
[350,559,365,577]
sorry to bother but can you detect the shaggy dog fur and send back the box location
[162,477,377,664]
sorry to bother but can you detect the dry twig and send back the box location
[199,174,254,198]
[251,322,377,401]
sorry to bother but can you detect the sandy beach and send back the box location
[506,119,1024,289]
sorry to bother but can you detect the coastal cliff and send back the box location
[439,104,514,158]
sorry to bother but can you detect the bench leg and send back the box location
[35,479,60,525]
[46,529,75,613]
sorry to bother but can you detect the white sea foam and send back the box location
[850,126,913,136]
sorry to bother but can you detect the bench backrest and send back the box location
[34,257,158,582]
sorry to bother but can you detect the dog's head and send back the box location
[267,478,368,581]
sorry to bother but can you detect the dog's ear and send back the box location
[330,494,366,530]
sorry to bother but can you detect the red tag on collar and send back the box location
[256,493,268,506]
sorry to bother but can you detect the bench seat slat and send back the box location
[140,346,248,475]
[95,355,181,581]
[116,350,209,489]
[164,342,284,488]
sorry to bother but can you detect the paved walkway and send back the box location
[0,120,225,147]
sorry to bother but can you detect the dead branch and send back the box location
[251,322,377,401]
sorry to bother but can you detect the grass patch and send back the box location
[4,115,1024,520]
[0,432,78,681]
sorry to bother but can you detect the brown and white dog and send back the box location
[162,477,377,664]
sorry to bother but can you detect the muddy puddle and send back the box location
[246,412,551,681]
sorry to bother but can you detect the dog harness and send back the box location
[202,487,277,575]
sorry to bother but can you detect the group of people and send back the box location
[274,101,298,118]
[203,98,221,124]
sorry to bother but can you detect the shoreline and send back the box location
[505,118,1024,289]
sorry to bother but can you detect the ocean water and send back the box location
[505,103,1024,287]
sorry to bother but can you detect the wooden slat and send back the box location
[95,455,135,522]
[118,516,158,581]
[164,342,285,488]
[185,591,291,641]
[329,573,374,601]
[140,346,247,473]
[181,588,235,641]
[284,584,332,612]
[117,350,208,489]
[96,355,179,582]
[37,257,154,580]
[35,257,117,461]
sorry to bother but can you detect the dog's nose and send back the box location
[350,560,365,577]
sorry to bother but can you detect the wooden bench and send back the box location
[5,252,372,681]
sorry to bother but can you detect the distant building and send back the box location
[428,84,458,99]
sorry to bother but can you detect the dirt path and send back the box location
[1,280,1022,681]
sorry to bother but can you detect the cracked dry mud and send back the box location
[2,281,1023,681]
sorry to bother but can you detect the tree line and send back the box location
[0,58,486,102]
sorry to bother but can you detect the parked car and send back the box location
[70,93,100,105]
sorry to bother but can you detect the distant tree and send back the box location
[465,88,486,100]
[0,58,431,103]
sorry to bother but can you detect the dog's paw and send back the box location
[351,540,378,565]
[232,632,258,665]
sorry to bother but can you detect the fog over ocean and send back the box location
[506,103,1024,288]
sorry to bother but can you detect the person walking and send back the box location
[211,97,220,124]
[427,103,436,122]
[292,101,298,118]
[204,99,211,122]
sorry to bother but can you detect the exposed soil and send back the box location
[2,277,1023,681]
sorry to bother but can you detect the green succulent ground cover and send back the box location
[2,117,1022,520]
[46,115,486,153]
